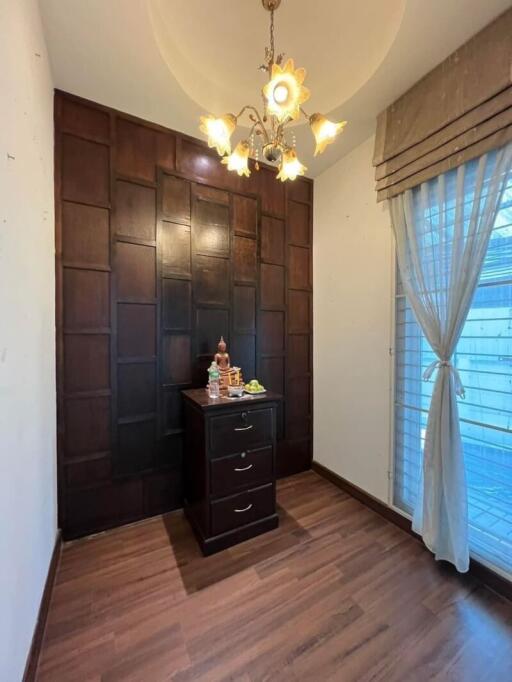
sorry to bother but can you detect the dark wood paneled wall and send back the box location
[55,91,313,539]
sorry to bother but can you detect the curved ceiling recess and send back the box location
[148,0,406,119]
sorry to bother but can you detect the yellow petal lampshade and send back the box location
[276,148,307,182]
[263,58,310,122]
[199,113,237,156]
[221,140,251,177]
[309,114,346,156]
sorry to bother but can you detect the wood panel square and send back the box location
[233,236,257,283]
[64,334,109,393]
[288,201,310,246]
[62,135,109,205]
[116,119,156,182]
[60,98,110,142]
[288,245,310,290]
[194,255,229,306]
[287,334,310,376]
[231,334,256,379]
[118,304,156,358]
[162,175,191,224]
[66,457,112,488]
[117,420,155,475]
[155,132,176,172]
[288,290,310,333]
[286,416,311,441]
[233,195,257,237]
[196,308,229,356]
[163,279,191,330]
[194,185,229,205]
[233,286,255,333]
[62,202,109,268]
[115,181,156,241]
[287,178,311,203]
[63,269,109,330]
[116,242,156,301]
[259,166,285,216]
[163,335,191,384]
[163,390,183,433]
[118,363,156,418]
[64,396,110,456]
[260,311,285,354]
[161,222,191,277]
[287,377,311,418]
[193,198,230,257]
[260,357,284,394]
[261,216,285,265]
[261,264,285,308]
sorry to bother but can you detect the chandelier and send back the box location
[199,0,347,182]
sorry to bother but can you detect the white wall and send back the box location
[0,1,57,680]
[313,135,394,503]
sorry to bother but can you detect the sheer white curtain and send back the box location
[389,143,512,572]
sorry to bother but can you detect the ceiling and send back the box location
[40,0,512,177]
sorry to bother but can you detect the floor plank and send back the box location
[36,471,512,681]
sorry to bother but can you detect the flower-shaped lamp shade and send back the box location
[310,114,346,156]
[199,113,237,156]
[276,148,307,182]
[221,140,251,177]
[263,59,310,122]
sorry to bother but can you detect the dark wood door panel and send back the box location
[117,303,156,359]
[162,279,192,331]
[261,263,285,308]
[64,396,110,457]
[233,286,256,333]
[61,134,109,206]
[55,92,313,538]
[233,236,257,283]
[193,255,230,306]
[62,202,110,268]
[59,97,110,142]
[63,269,109,330]
[161,222,191,277]
[232,194,257,238]
[261,216,285,265]
[115,180,156,241]
[162,175,191,224]
[196,308,229,357]
[64,334,110,393]
[193,197,230,257]
[116,242,156,301]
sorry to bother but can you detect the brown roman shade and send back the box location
[373,7,512,202]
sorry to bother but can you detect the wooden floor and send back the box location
[37,471,512,681]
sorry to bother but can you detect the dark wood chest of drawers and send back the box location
[182,389,281,555]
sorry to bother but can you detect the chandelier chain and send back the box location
[269,8,275,65]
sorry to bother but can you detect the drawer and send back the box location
[210,483,275,536]
[210,446,273,497]
[209,407,273,457]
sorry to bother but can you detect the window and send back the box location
[394,173,512,576]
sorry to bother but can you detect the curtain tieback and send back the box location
[423,359,466,399]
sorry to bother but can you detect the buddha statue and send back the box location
[214,336,230,371]
[211,337,244,395]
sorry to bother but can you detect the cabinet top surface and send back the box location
[182,388,282,411]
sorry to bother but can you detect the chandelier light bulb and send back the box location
[273,84,289,104]
[221,140,251,177]
[277,148,307,182]
[199,113,237,156]
[310,114,347,156]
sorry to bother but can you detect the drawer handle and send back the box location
[234,464,253,472]
[234,503,253,513]
[234,424,253,432]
